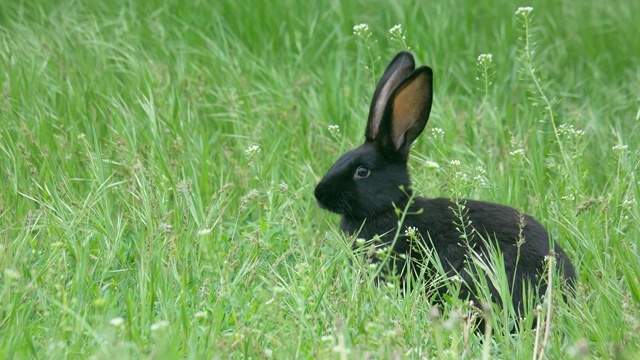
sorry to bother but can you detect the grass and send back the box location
[1,0,639,358]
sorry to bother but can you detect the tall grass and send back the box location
[1,0,639,358]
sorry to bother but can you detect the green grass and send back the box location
[1,0,639,358]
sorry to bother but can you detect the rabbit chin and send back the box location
[314,190,352,216]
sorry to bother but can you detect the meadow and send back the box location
[1,0,639,358]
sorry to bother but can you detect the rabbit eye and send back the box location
[354,166,370,179]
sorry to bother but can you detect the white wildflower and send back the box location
[353,23,370,36]
[474,166,487,186]
[430,127,445,139]
[245,145,261,158]
[558,124,585,137]
[389,24,407,45]
[515,6,534,17]
[457,172,470,181]
[389,24,402,35]
[510,148,525,157]
[404,226,419,238]
[109,317,125,327]
[150,320,170,331]
[612,144,628,152]
[265,298,274,305]
[328,124,340,137]
[376,246,389,255]
[194,311,208,319]
[389,24,405,38]
[477,53,493,64]
[450,159,461,167]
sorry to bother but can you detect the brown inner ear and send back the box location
[391,73,430,150]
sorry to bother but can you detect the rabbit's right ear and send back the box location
[366,52,415,142]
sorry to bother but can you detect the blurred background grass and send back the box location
[1,0,639,358]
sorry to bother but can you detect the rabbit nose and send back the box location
[314,180,326,203]
[314,179,334,209]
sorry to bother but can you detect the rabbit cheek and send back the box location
[314,178,354,215]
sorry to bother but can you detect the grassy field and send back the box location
[1,0,639,358]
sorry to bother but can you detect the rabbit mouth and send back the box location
[315,199,329,210]
[315,189,351,215]
[315,198,349,215]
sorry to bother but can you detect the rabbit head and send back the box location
[314,52,433,220]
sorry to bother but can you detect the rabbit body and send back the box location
[314,51,576,315]
[339,196,575,313]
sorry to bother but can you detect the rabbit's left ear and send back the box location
[366,52,416,142]
[381,66,433,157]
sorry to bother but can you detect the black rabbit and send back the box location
[314,51,576,322]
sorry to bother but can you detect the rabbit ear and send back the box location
[382,66,433,157]
[366,52,415,142]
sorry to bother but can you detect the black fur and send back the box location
[314,51,576,321]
